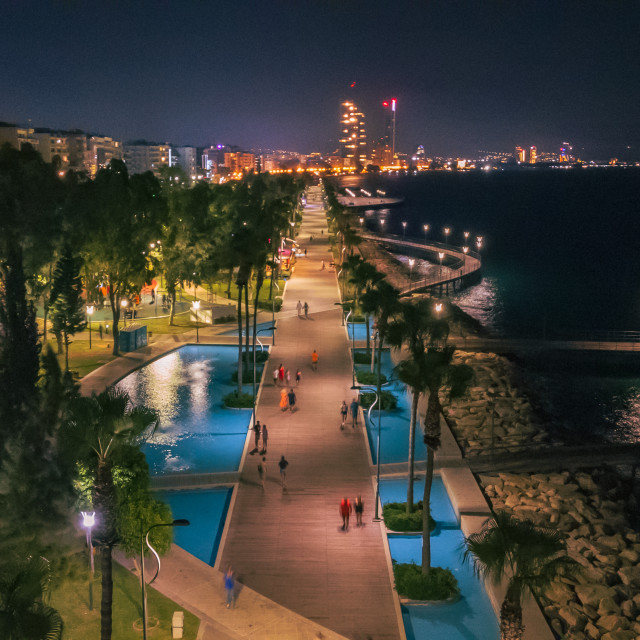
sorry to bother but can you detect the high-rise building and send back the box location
[514,146,525,163]
[123,142,172,176]
[529,146,537,164]
[87,136,122,176]
[559,142,571,163]
[382,99,397,159]
[339,101,367,167]
[0,122,38,150]
[224,152,256,174]
[172,146,198,179]
[33,129,88,172]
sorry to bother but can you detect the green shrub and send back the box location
[356,370,387,386]
[256,298,282,312]
[360,390,397,410]
[383,502,435,532]
[223,392,254,408]
[214,314,236,324]
[231,367,264,383]
[353,351,377,365]
[393,563,459,601]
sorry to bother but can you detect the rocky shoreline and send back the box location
[441,351,640,639]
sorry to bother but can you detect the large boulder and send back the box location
[574,584,614,608]
[617,566,640,587]
[601,631,637,640]
[557,605,587,632]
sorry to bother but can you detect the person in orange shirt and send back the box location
[311,349,319,371]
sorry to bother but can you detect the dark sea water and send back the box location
[335,169,640,443]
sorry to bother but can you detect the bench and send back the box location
[172,611,184,638]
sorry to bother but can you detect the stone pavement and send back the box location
[219,188,403,640]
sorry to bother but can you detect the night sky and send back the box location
[2,1,639,158]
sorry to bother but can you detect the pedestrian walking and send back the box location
[280,388,289,411]
[286,369,291,385]
[304,248,307,255]
[354,495,364,526]
[253,420,261,450]
[223,567,235,608]
[278,455,289,488]
[297,300,303,317]
[311,349,319,371]
[273,367,279,386]
[303,301,309,317]
[340,497,352,530]
[350,398,359,428]
[287,388,296,412]
[278,364,285,386]
[258,456,267,490]
[320,260,325,270]
[295,368,301,386]
[98,324,103,340]
[261,424,268,454]
[340,401,348,429]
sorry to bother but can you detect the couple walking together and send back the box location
[296,300,309,318]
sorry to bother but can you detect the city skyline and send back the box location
[2,1,639,159]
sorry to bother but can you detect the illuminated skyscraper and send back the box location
[382,99,397,159]
[514,146,525,162]
[529,146,537,164]
[339,101,367,166]
[559,142,571,163]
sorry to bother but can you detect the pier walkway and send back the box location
[218,188,402,640]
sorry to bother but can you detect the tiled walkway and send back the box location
[219,188,402,640]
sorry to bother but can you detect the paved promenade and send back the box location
[219,189,402,640]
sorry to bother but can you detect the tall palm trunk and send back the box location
[108,288,120,356]
[365,314,370,355]
[237,284,243,394]
[500,582,524,640]
[406,388,419,514]
[422,384,441,575]
[169,289,176,325]
[100,545,114,640]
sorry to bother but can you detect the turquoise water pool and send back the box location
[380,476,499,640]
[358,348,427,464]
[348,322,370,341]
[116,345,252,475]
[159,488,232,566]
[381,476,457,527]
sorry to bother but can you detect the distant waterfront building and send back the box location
[123,142,171,176]
[224,151,256,174]
[559,142,571,163]
[339,100,367,167]
[87,136,122,176]
[529,146,537,164]
[172,146,197,179]
[0,122,38,150]
[515,146,526,163]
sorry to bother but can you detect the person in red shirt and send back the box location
[339,497,352,531]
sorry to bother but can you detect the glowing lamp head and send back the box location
[81,511,95,529]
[408,259,415,267]
[435,303,443,314]
[463,246,469,254]
[121,299,128,308]
[86,305,94,316]
[438,252,445,260]
[192,300,200,311]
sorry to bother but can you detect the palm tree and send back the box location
[349,260,384,355]
[0,556,63,640]
[387,299,449,513]
[463,511,577,640]
[68,389,158,640]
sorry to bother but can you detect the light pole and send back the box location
[444,227,450,245]
[380,218,385,234]
[434,302,443,316]
[272,279,280,345]
[141,519,190,640]
[289,220,295,239]
[438,251,444,276]
[464,230,470,246]
[81,511,95,611]
[476,236,483,251]
[408,258,415,288]
[254,325,276,406]
[462,246,469,274]
[86,305,94,349]
[121,299,128,328]
[351,384,382,520]
[402,221,407,241]
[359,217,364,230]
[192,300,200,343]
[423,224,429,245]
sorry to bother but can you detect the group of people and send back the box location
[273,363,301,387]
[340,399,360,429]
[339,496,364,530]
[252,420,268,453]
[257,453,289,490]
[296,299,310,318]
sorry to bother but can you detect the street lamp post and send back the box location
[359,217,364,230]
[351,384,382,520]
[423,224,429,245]
[462,246,469,274]
[253,325,276,407]
[192,300,200,343]
[81,512,95,611]
[402,221,407,241]
[121,299,128,328]
[438,251,445,277]
[408,258,415,288]
[464,230,470,246]
[141,519,190,640]
[444,227,450,245]
[272,278,280,345]
[86,305,94,349]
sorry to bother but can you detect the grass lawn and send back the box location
[52,562,199,639]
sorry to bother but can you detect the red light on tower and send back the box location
[382,101,389,107]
